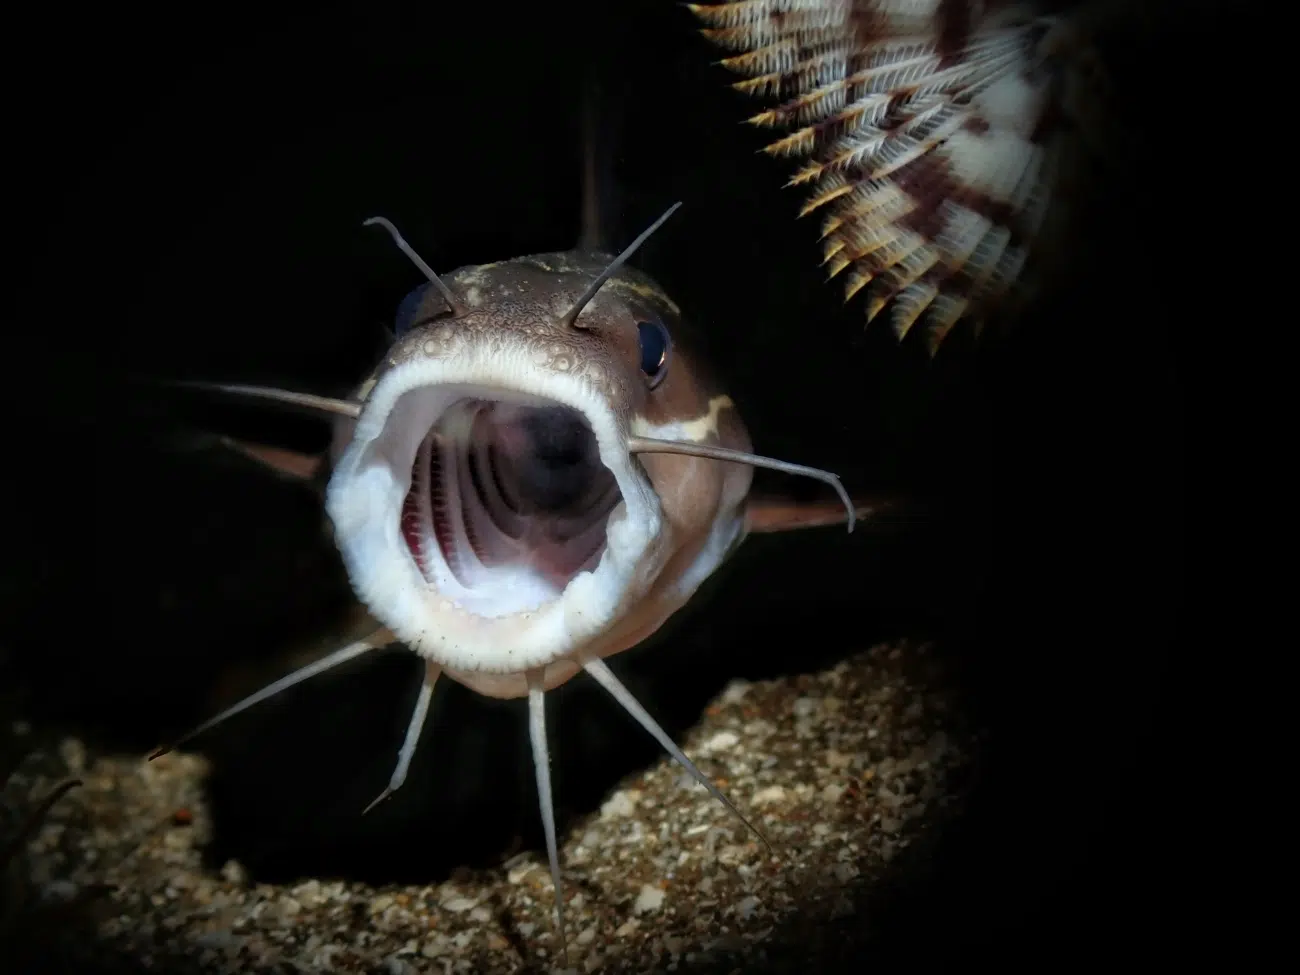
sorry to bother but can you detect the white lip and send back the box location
[324,346,666,674]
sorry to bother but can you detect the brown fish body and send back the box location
[323,249,756,700]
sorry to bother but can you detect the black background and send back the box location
[6,1,1187,970]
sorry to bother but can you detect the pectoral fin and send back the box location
[744,495,893,534]
[218,436,327,485]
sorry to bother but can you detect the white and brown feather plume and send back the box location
[688,0,1110,353]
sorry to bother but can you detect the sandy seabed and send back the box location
[7,639,974,975]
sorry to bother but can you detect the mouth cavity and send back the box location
[400,396,621,617]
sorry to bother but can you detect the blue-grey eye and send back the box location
[637,320,670,387]
[394,282,432,337]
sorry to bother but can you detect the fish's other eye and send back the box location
[394,282,432,337]
[637,320,670,388]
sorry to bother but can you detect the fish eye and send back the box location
[637,320,670,388]
[394,282,432,337]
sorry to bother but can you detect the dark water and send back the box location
[5,0,1189,969]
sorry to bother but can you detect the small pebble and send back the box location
[219,860,248,886]
[599,790,639,819]
[701,730,739,753]
[632,884,666,915]
[719,681,751,705]
[821,783,846,803]
[751,785,786,805]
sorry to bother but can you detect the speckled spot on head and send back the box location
[371,251,727,423]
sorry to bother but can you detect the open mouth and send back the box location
[326,362,663,671]
[399,394,622,618]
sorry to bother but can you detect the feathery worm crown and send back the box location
[691,0,1097,353]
